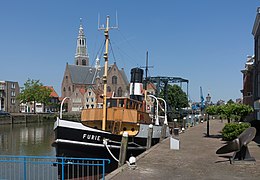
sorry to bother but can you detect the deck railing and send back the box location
[0,155,110,180]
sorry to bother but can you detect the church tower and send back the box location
[75,18,89,66]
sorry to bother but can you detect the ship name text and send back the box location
[83,134,101,141]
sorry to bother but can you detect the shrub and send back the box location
[221,122,251,141]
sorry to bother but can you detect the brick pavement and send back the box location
[106,119,260,180]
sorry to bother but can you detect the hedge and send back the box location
[221,122,251,141]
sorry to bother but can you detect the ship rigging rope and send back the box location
[103,139,119,162]
[109,41,117,63]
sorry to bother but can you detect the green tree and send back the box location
[205,105,218,115]
[160,84,188,112]
[227,99,234,104]
[217,103,253,123]
[231,103,253,122]
[18,79,51,113]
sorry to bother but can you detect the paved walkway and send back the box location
[106,119,260,180]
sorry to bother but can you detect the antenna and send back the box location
[98,13,119,30]
[140,50,154,90]
[98,13,100,30]
[115,11,119,29]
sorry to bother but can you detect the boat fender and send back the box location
[127,155,137,170]
[129,155,136,165]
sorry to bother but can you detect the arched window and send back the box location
[112,76,117,85]
[107,86,111,92]
[82,59,86,66]
[117,87,123,97]
[68,87,71,91]
[63,87,66,92]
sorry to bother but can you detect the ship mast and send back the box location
[99,15,118,131]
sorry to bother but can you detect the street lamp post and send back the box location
[206,93,211,137]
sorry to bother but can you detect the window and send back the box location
[88,91,91,96]
[107,86,111,92]
[65,76,68,83]
[82,59,86,66]
[11,91,15,97]
[11,99,15,104]
[91,98,94,102]
[68,87,71,91]
[112,76,117,84]
[63,87,66,92]
[11,83,15,89]
[117,87,122,97]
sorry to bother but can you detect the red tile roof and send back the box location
[44,86,59,98]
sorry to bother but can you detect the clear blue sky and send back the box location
[0,0,259,103]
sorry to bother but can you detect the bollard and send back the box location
[118,131,128,167]
[170,128,180,150]
[160,124,167,142]
[146,124,153,149]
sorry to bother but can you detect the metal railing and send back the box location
[0,155,110,180]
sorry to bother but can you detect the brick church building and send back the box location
[61,20,129,112]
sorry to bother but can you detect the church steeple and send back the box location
[75,18,89,66]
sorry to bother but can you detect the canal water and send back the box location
[0,121,55,156]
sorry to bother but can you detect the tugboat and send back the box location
[53,15,169,174]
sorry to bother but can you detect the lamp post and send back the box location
[206,93,211,137]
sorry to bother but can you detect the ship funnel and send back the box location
[130,68,143,100]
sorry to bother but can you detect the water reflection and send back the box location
[0,122,55,156]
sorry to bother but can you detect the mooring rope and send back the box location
[103,139,119,162]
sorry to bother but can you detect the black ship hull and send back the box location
[53,119,164,174]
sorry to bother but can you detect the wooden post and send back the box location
[146,124,153,149]
[10,115,13,124]
[118,131,128,167]
[160,124,167,142]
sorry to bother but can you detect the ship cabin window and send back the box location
[106,98,143,110]
[125,99,142,110]
[107,99,117,107]
[119,99,124,107]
